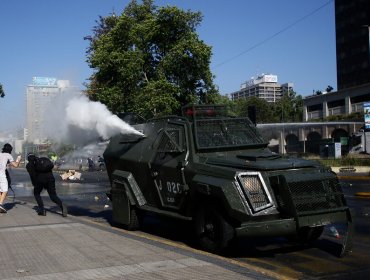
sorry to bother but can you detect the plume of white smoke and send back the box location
[44,93,143,146]
[53,142,108,170]
[43,92,143,169]
[65,95,142,140]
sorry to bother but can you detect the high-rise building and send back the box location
[26,77,80,144]
[303,0,370,121]
[230,74,293,103]
[335,0,370,90]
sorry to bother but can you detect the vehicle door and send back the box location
[150,121,189,210]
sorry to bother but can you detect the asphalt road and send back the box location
[7,168,370,279]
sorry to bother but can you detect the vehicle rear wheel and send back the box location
[195,203,234,253]
[297,226,324,243]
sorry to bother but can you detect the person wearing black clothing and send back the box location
[26,153,67,217]
[87,157,95,171]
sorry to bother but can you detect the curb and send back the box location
[337,175,370,180]
[355,192,370,198]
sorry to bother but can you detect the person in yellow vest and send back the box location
[50,154,58,163]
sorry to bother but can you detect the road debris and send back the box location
[60,170,82,181]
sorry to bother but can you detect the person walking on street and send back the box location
[87,157,95,171]
[26,153,67,217]
[0,143,21,213]
[98,156,105,171]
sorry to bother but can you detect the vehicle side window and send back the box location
[157,129,183,153]
[195,118,265,149]
[153,128,185,165]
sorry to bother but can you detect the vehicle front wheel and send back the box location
[194,204,234,253]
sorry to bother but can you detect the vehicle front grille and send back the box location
[270,173,346,217]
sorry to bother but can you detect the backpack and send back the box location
[35,157,54,173]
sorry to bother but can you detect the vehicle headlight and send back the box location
[236,172,273,213]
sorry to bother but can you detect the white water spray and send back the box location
[65,95,143,140]
[45,93,143,146]
[43,93,143,169]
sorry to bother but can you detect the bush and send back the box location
[318,156,370,167]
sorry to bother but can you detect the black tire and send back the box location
[297,226,324,243]
[194,203,234,253]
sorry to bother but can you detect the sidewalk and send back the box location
[0,200,274,280]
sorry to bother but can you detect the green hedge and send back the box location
[318,157,370,167]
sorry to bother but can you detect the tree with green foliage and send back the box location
[274,90,303,122]
[85,0,219,119]
[233,97,277,123]
[226,90,303,123]
[0,83,4,98]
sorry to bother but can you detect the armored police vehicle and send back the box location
[104,105,353,255]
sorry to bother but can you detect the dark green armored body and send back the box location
[104,105,353,255]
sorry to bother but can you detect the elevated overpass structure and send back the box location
[257,121,364,155]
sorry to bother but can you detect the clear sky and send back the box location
[0,0,336,133]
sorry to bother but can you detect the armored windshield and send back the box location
[194,118,267,149]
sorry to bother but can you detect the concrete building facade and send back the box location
[335,0,370,90]
[230,74,293,103]
[26,77,80,144]
[303,0,370,122]
[303,83,370,121]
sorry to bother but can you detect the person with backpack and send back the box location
[0,143,21,213]
[26,153,67,217]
